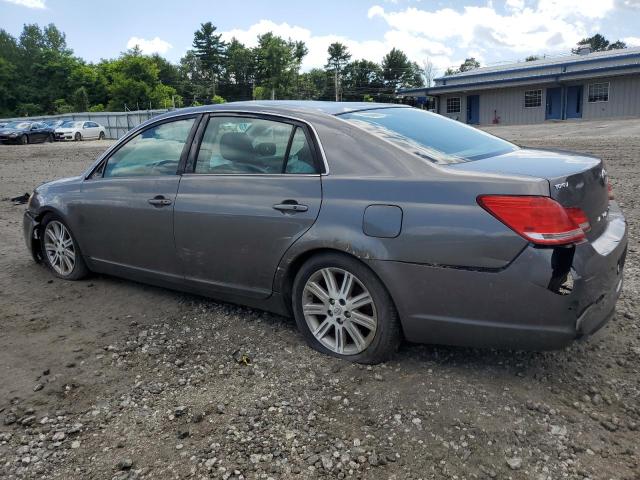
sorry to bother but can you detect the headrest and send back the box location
[220,132,254,162]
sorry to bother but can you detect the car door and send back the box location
[76,115,200,282]
[31,122,46,142]
[174,113,323,299]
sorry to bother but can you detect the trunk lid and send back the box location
[448,148,610,240]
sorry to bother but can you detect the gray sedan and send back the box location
[23,101,627,363]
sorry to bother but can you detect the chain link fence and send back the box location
[0,110,169,140]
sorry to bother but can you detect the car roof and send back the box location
[161,100,411,119]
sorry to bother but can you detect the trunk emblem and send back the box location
[554,181,569,190]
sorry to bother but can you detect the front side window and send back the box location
[588,82,609,102]
[446,97,461,113]
[340,107,518,164]
[195,116,317,174]
[103,117,195,177]
[524,89,542,108]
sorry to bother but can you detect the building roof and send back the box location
[400,47,640,96]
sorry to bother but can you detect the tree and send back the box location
[525,55,541,62]
[423,58,436,87]
[381,48,424,96]
[298,68,329,100]
[254,33,307,100]
[326,42,351,101]
[342,60,383,101]
[444,57,481,76]
[191,22,227,96]
[72,86,89,111]
[573,34,627,53]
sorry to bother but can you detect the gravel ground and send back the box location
[0,120,639,480]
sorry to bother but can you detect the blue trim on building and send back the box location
[400,62,640,95]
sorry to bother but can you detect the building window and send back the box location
[446,97,461,113]
[524,89,542,108]
[588,82,609,102]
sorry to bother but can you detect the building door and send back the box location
[545,87,562,120]
[565,85,583,119]
[466,95,479,124]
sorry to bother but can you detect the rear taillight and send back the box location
[607,182,615,200]
[477,195,590,246]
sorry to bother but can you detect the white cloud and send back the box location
[624,36,640,46]
[126,36,172,55]
[367,0,617,56]
[3,0,45,8]
[221,19,453,73]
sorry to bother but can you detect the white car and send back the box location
[54,120,106,141]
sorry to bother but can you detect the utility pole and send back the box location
[334,66,339,102]
[172,95,176,109]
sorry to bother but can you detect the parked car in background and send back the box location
[0,122,7,129]
[0,121,54,144]
[44,119,65,131]
[23,101,627,363]
[55,120,106,141]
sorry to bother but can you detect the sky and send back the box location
[1,0,639,76]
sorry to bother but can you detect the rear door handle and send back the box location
[273,202,308,213]
[148,196,172,207]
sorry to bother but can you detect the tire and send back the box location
[292,252,401,364]
[98,131,105,140]
[74,132,82,141]
[39,214,89,281]
[20,134,28,145]
[45,134,53,143]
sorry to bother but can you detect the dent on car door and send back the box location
[76,116,199,279]
[174,114,323,298]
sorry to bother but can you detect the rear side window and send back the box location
[339,108,518,163]
[195,116,317,174]
[104,118,195,177]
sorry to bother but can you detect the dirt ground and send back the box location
[0,119,639,480]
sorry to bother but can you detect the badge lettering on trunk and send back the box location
[554,181,569,190]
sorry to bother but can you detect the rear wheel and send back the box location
[20,134,28,145]
[292,252,401,364]
[74,132,82,141]
[40,215,89,280]
[45,134,53,143]
[98,131,105,140]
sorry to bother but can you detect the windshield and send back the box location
[60,121,82,128]
[5,122,30,129]
[339,107,518,164]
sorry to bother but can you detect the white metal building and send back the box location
[400,47,640,126]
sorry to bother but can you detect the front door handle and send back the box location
[148,196,172,207]
[273,202,308,213]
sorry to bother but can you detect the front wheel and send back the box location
[98,131,105,140]
[74,132,82,141]
[45,134,53,143]
[292,252,401,364]
[40,215,89,280]
[20,134,28,145]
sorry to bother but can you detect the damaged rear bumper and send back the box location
[367,202,627,350]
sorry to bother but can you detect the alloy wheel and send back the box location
[302,267,378,355]
[43,220,76,276]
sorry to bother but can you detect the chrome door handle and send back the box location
[148,196,172,207]
[273,203,308,213]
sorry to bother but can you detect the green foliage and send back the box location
[445,57,481,76]
[0,20,444,116]
[72,86,89,111]
[573,34,627,53]
[211,95,226,104]
[525,55,541,62]
[382,48,424,92]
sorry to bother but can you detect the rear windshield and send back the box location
[339,107,518,164]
